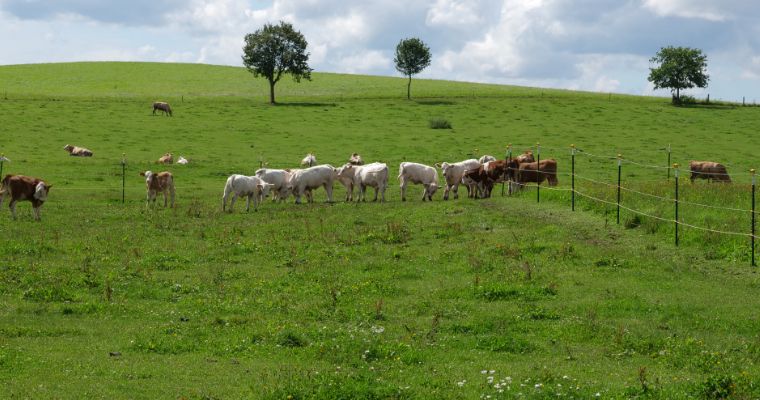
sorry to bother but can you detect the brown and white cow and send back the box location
[139,171,175,207]
[158,153,173,164]
[348,153,364,166]
[464,160,509,198]
[0,174,52,220]
[63,144,93,157]
[153,101,173,116]
[506,159,558,193]
[689,161,731,183]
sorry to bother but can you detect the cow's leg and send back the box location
[33,205,41,221]
[325,183,333,203]
[443,184,450,200]
[452,183,459,199]
[379,184,386,202]
[400,179,407,201]
[422,186,428,201]
[9,199,17,219]
[229,194,237,211]
[372,185,379,202]
[245,193,252,212]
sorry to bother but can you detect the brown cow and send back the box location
[465,160,509,198]
[689,161,731,183]
[158,153,173,164]
[153,101,172,116]
[0,174,52,220]
[507,159,558,193]
[63,144,93,157]
[515,150,534,164]
[139,171,175,207]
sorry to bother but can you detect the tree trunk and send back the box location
[675,88,680,104]
[407,75,412,100]
[269,79,276,104]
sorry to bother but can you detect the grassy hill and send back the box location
[1,62,759,398]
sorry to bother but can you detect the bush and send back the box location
[429,118,452,129]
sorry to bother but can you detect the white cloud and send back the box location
[642,0,730,22]
[426,0,482,27]
[332,50,391,74]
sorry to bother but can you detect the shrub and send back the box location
[429,118,452,129]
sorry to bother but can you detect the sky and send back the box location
[1,0,760,102]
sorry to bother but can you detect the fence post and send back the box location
[536,142,540,203]
[752,169,756,267]
[571,144,576,211]
[667,144,671,180]
[617,154,622,225]
[121,153,126,204]
[502,144,512,197]
[674,163,680,247]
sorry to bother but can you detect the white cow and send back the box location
[399,162,439,201]
[255,168,293,201]
[289,164,338,204]
[437,159,480,200]
[222,174,274,212]
[479,155,496,164]
[335,164,358,202]
[300,153,317,167]
[338,163,388,202]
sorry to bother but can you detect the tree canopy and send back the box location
[242,21,312,104]
[648,46,709,104]
[394,38,432,100]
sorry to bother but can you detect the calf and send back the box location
[255,168,293,201]
[464,160,508,198]
[399,162,439,201]
[437,159,480,200]
[158,153,173,164]
[349,153,364,165]
[222,174,274,212]
[139,171,175,208]
[0,174,52,220]
[63,144,93,157]
[288,164,338,204]
[507,159,558,193]
[339,163,389,202]
[689,161,731,183]
[300,153,317,167]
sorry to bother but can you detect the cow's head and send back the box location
[438,162,452,175]
[336,163,354,178]
[140,171,154,185]
[427,182,439,197]
[258,182,275,198]
[33,181,51,201]
[63,144,73,152]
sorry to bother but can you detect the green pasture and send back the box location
[1,62,760,398]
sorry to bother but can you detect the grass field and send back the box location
[1,62,760,399]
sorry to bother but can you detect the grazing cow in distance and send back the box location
[507,159,558,193]
[153,101,172,116]
[399,162,439,201]
[349,153,364,165]
[176,156,189,165]
[436,159,480,200]
[158,153,173,164]
[255,168,293,201]
[0,174,52,220]
[288,164,338,204]
[139,171,175,208]
[222,174,274,212]
[63,144,93,157]
[301,153,317,167]
[689,161,731,183]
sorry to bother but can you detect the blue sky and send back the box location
[1,0,760,102]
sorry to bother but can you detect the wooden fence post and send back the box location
[571,144,576,211]
[502,144,512,197]
[121,153,126,204]
[674,163,680,247]
[617,154,622,225]
[752,169,756,267]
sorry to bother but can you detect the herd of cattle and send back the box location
[0,142,733,220]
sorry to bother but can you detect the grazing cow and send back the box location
[300,153,317,167]
[177,156,189,165]
[255,168,293,201]
[349,153,364,165]
[465,160,509,198]
[222,174,274,212]
[436,159,480,200]
[158,153,173,164]
[479,155,496,164]
[689,161,731,183]
[0,174,51,220]
[399,162,439,201]
[336,164,359,201]
[153,101,172,116]
[338,163,388,202]
[507,159,558,193]
[63,144,93,157]
[515,150,534,164]
[288,164,338,204]
[139,171,175,207]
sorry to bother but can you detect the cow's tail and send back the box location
[397,163,405,181]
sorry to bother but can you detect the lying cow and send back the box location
[0,174,52,220]
[300,153,317,167]
[222,174,274,212]
[139,171,175,208]
[63,144,93,157]
[437,159,480,200]
[507,159,558,193]
[337,163,388,202]
[349,153,364,165]
[289,164,338,204]
[153,101,173,116]
[689,161,731,183]
[158,153,173,164]
[399,162,439,201]
[255,168,293,201]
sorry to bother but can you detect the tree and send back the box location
[394,38,432,100]
[242,21,312,104]
[648,46,709,104]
